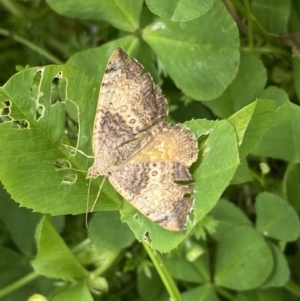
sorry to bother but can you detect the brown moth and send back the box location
[87,48,198,231]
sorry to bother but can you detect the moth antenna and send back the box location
[85,176,107,227]
[85,178,93,228]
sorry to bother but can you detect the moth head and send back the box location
[86,155,116,179]
[86,165,100,179]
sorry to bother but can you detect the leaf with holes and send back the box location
[0,65,120,217]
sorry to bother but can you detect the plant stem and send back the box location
[142,242,183,301]
[285,279,300,297]
[0,28,63,64]
[71,238,91,253]
[244,0,254,54]
[0,0,23,16]
[0,271,39,298]
[215,286,235,300]
[228,0,246,15]
[240,45,290,56]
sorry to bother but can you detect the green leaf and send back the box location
[138,267,168,301]
[143,0,239,100]
[255,192,300,242]
[32,216,88,279]
[46,0,143,32]
[68,37,162,87]
[293,57,300,103]
[134,41,164,86]
[163,257,205,283]
[0,184,41,255]
[0,65,119,216]
[214,225,273,290]
[210,199,252,241]
[88,211,135,250]
[251,0,290,35]
[192,120,240,221]
[289,0,300,32]
[0,247,32,298]
[260,242,290,288]
[145,0,214,22]
[162,242,210,283]
[227,99,276,159]
[182,284,220,301]
[251,102,300,163]
[205,54,267,118]
[258,86,289,107]
[75,245,119,277]
[230,158,252,185]
[235,287,294,301]
[52,281,93,301]
[284,163,300,212]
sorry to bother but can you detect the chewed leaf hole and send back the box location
[35,105,44,121]
[30,71,42,101]
[65,116,79,141]
[143,232,152,244]
[12,119,29,129]
[0,101,12,123]
[51,75,66,105]
[55,71,63,78]
[134,214,145,227]
[37,68,44,74]
[0,115,12,123]
[1,100,11,114]
[54,159,72,170]
[62,173,77,185]
[0,101,29,128]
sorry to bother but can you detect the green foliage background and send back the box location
[0,0,300,300]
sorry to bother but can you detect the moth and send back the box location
[87,48,198,231]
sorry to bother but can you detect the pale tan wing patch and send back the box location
[88,48,167,177]
[133,122,198,167]
[109,162,194,231]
